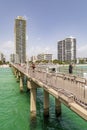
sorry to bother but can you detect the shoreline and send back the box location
[0,65,9,68]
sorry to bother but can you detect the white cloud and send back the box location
[2,40,87,61]
[27,45,57,59]
[77,44,87,58]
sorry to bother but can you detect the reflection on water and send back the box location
[30,117,37,130]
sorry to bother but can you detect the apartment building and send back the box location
[58,37,76,62]
[14,16,26,63]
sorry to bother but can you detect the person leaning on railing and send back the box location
[31,62,36,72]
[69,63,73,74]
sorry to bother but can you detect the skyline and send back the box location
[0,0,87,60]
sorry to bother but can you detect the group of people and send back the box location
[30,62,73,74]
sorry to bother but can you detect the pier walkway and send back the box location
[11,63,87,121]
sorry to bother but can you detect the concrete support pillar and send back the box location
[27,80,31,89]
[16,71,19,82]
[30,82,36,118]
[44,90,49,117]
[20,75,23,92]
[55,98,61,116]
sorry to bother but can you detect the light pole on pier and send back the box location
[26,57,29,74]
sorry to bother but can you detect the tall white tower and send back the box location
[14,16,26,63]
[58,37,76,62]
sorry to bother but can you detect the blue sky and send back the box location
[0,0,87,60]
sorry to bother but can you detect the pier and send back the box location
[11,63,87,121]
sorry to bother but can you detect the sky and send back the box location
[0,0,87,61]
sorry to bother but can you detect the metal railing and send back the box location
[12,63,87,109]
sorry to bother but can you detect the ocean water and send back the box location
[0,67,87,130]
[58,64,87,77]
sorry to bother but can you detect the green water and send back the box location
[0,67,87,130]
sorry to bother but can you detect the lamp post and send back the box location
[26,57,29,74]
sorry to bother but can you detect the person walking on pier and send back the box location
[31,62,35,72]
[69,63,73,74]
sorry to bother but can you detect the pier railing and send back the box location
[14,63,87,109]
[29,67,87,108]
[11,63,87,121]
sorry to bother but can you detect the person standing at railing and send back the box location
[69,63,73,74]
[31,62,36,72]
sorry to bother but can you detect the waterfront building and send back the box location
[14,16,26,63]
[10,54,15,63]
[58,37,76,62]
[76,57,87,64]
[37,53,52,61]
[31,56,37,62]
[10,53,19,64]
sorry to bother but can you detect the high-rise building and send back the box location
[10,53,20,63]
[14,16,26,63]
[31,56,37,62]
[37,53,52,61]
[58,37,76,62]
